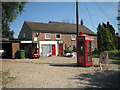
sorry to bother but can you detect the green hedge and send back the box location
[64,49,72,53]
[104,50,120,59]
[92,50,120,60]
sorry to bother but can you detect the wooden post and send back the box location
[76,0,79,37]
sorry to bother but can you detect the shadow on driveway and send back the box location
[71,70,120,88]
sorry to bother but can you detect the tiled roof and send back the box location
[24,21,96,35]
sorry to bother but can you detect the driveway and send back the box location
[1,57,119,88]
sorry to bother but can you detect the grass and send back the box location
[1,70,16,85]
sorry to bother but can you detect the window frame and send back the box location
[34,37,37,41]
[91,36,94,41]
[56,33,61,40]
[71,34,76,40]
[45,33,51,39]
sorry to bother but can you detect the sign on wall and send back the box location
[57,41,64,44]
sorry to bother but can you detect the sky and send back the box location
[9,2,118,38]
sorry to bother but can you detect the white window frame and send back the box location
[91,36,94,41]
[56,33,61,40]
[71,34,76,40]
[34,37,37,41]
[45,33,51,39]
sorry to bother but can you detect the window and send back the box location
[23,33,25,38]
[92,44,95,51]
[34,37,37,41]
[91,36,94,40]
[72,45,76,52]
[71,34,76,40]
[45,33,51,39]
[56,34,61,40]
[41,44,51,54]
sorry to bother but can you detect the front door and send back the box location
[58,44,63,55]
[52,45,56,56]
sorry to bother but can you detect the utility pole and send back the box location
[76,0,79,37]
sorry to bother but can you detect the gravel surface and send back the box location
[1,57,119,88]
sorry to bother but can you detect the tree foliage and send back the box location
[2,2,27,39]
[97,22,119,52]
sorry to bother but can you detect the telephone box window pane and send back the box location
[78,41,83,57]
[87,41,91,52]
[88,57,91,62]
[87,41,91,62]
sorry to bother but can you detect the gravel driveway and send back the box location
[1,57,119,88]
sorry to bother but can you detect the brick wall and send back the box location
[91,36,97,49]
[32,32,76,51]
[18,23,32,40]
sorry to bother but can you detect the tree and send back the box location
[2,2,27,39]
[107,22,119,50]
[97,22,116,52]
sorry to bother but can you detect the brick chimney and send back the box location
[116,33,119,35]
[81,19,83,25]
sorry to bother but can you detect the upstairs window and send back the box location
[23,33,25,38]
[91,36,94,40]
[71,34,76,40]
[34,37,37,41]
[45,33,51,39]
[56,34,61,40]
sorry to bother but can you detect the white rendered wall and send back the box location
[39,41,58,56]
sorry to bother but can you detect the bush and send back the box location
[64,49,72,53]
[92,48,100,55]
[104,50,120,58]
[92,49,120,60]
[92,54,99,58]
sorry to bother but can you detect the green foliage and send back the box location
[92,50,120,60]
[73,46,77,52]
[64,49,73,53]
[92,54,99,58]
[2,2,27,39]
[92,48,100,55]
[97,22,116,52]
[104,50,120,58]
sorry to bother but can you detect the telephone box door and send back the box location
[77,41,84,64]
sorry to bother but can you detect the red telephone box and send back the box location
[77,32,92,66]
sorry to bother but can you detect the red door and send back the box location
[58,44,63,55]
[52,45,56,56]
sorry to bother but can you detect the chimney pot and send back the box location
[81,19,83,25]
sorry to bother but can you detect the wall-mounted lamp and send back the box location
[36,32,39,36]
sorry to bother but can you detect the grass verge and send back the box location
[0,70,16,85]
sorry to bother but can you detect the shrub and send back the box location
[104,50,120,58]
[92,48,100,55]
[64,49,72,53]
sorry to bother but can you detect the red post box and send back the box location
[77,32,92,66]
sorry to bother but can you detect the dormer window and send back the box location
[56,34,61,40]
[45,33,51,39]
